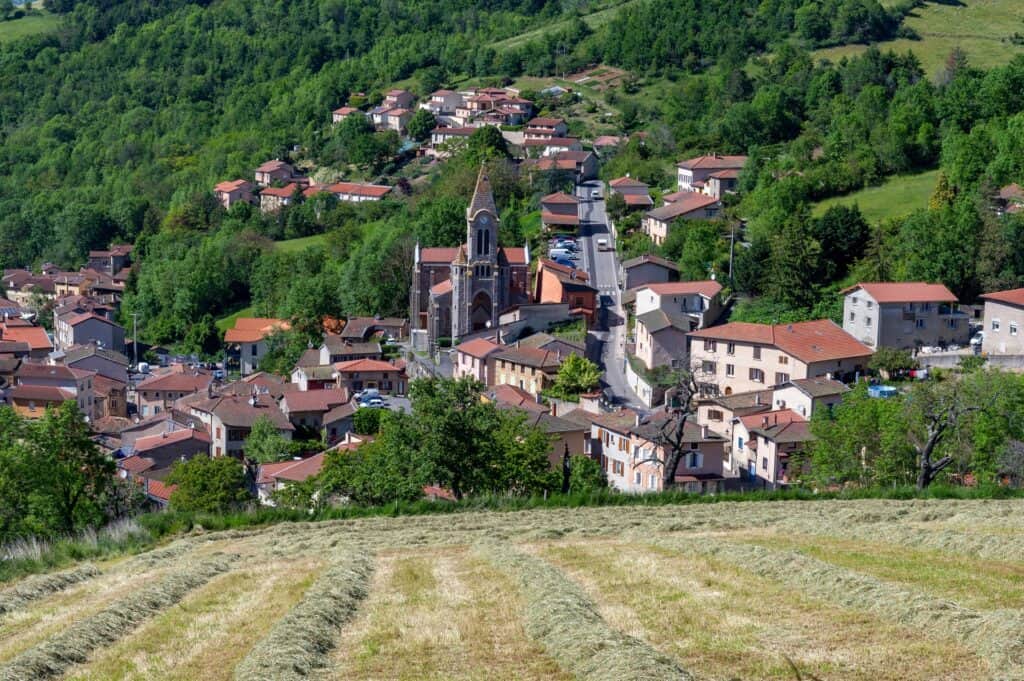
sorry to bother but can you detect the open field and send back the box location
[0,498,1021,680]
[812,169,939,223]
[814,0,1024,78]
[272,233,328,254]
[0,11,60,44]
[491,0,639,51]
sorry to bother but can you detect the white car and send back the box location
[591,189,602,199]
[970,331,984,346]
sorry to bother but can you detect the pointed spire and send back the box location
[467,163,498,219]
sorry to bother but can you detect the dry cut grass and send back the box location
[232,549,373,681]
[329,546,571,681]
[0,554,235,681]
[479,542,694,681]
[62,556,324,681]
[0,565,100,617]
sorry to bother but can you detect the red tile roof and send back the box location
[145,478,177,502]
[224,318,290,343]
[256,160,291,173]
[690,320,872,363]
[214,179,253,193]
[9,384,74,402]
[1,324,52,352]
[739,408,805,431]
[267,453,326,483]
[643,281,722,298]
[676,154,748,170]
[609,177,648,189]
[118,455,156,473]
[333,106,359,115]
[489,384,547,413]
[842,282,958,304]
[326,181,392,198]
[593,135,622,147]
[66,312,119,328]
[334,358,402,373]
[134,428,211,454]
[456,337,503,359]
[420,247,460,263]
[137,370,214,393]
[982,288,1024,307]
[430,279,452,296]
[646,194,719,221]
[541,212,580,226]
[542,191,578,205]
[282,390,349,413]
[527,117,564,127]
[500,247,528,265]
[260,183,300,198]
[624,194,654,206]
[523,137,579,147]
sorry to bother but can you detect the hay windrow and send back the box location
[478,542,694,681]
[668,539,1024,679]
[0,565,100,618]
[0,553,235,681]
[232,549,374,681]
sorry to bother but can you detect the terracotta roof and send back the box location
[642,280,722,298]
[522,137,579,147]
[118,455,155,473]
[623,194,653,206]
[256,459,301,485]
[334,358,402,373]
[430,279,452,296]
[190,394,294,430]
[842,282,957,304]
[324,402,356,423]
[431,89,456,96]
[260,183,300,198]
[282,390,349,414]
[709,168,741,179]
[540,259,589,281]
[527,117,564,127]
[676,154,748,170]
[66,312,120,328]
[591,408,640,434]
[138,370,215,393]
[621,253,679,271]
[457,337,503,359]
[541,212,580,226]
[224,317,290,343]
[134,428,211,454]
[145,478,177,502]
[692,320,872,364]
[542,191,579,205]
[499,247,528,265]
[386,89,411,97]
[420,247,460,263]
[333,106,359,115]
[981,288,1024,307]
[740,408,804,431]
[609,177,648,189]
[526,157,578,171]
[92,374,126,397]
[326,181,392,198]
[256,160,291,173]
[214,179,252,193]
[593,135,622,147]
[431,126,476,137]
[743,410,813,444]
[998,183,1024,202]
[646,194,719,221]
[632,412,726,443]
[488,384,548,413]
[270,453,325,483]
[9,384,74,402]
[16,363,78,381]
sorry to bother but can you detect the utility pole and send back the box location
[131,312,139,368]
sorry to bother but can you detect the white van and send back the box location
[549,248,574,260]
[596,238,610,251]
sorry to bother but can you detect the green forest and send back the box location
[0,0,1022,346]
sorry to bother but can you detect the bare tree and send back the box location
[908,381,980,490]
[634,367,706,489]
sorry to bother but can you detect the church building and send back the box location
[410,168,530,345]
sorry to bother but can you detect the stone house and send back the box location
[842,282,968,350]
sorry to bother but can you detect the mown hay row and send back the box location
[666,539,1024,679]
[232,549,374,681]
[772,517,1024,562]
[0,553,235,681]
[478,542,694,681]
[0,565,100,617]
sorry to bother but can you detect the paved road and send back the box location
[574,180,644,409]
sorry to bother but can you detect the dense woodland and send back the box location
[0,0,1018,339]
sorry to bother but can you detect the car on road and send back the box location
[362,397,386,408]
[549,248,576,260]
[591,189,602,199]
[596,238,611,250]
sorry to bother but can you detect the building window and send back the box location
[634,471,641,485]
[752,346,761,360]
[915,319,926,329]
[648,474,657,489]
[737,436,744,450]
[992,319,1001,332]
[703,339,717,352]
[1012,323,1019,337]
[779,355,788,365]
[948,318,958,329]
[866,300,873,309]
[702,361,717,374]
[923,302,931,311]
[749,368,764,383]
[849,312,855,322]
[707,409,724,421]
[775,372,790,384]
[761,456,768,470]
[687,452,703,469]
[725,364,735,377]
[866,317,872,327]
[726,342,735,355]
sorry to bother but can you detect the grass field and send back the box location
[812,168,939,223]
[0,10,59,44]
[491,0,639,51]
[1,498,1021,680]
[214,306,254,333]
[272,233,328,253]
[814,0,1024,77]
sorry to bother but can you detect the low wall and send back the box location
[625,358,663,408]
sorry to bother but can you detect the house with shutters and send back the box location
[641,194,722,246]
[688,320,872,397]
[980,287,1024,355]
[453,337,503,385]
[532,259,597,326]
[213,179,256,210]
[608,176,653,210]
[540,192,580,231]
[731,409,813,488]
[633,281,723,371]
[675,154,747,195]
[842,282,968,350]
[224,317,290,376]
[188,392,294,457]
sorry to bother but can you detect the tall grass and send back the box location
[232,550,374,680]
[0,554,235,681]
[479,542,694,681]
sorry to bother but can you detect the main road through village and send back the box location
[574,180,644,409]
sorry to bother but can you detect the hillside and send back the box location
[1,498,1021,680]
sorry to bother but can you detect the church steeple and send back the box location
[467,164,498,220]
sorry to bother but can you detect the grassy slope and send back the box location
[3,498,1020,680]
[0,10,59,44]
[814,0,1024,77]
[491,0,639,51]
[812,168,939,223]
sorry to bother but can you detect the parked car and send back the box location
[597,238,611,250]
[591,189,602,199]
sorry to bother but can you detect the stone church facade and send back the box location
[410,168,530,345]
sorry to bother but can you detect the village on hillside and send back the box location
[3,72,1024,509]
